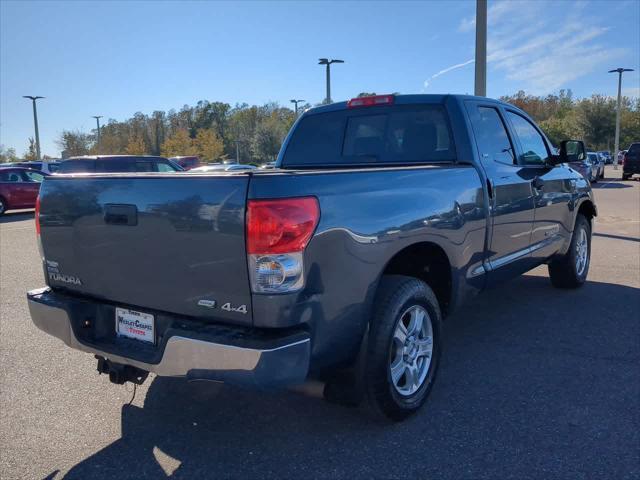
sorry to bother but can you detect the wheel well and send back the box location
[382,242,452,316]
[578,199,596,225]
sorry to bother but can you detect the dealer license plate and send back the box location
[115,307,155,344]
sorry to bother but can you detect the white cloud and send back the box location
[484,1,626,94]
[442,1,630,94]
[424,59,475,88]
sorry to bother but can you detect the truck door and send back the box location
[503,109,574,261]
[465,102,536,285]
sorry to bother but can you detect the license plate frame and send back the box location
[115,307,155,345]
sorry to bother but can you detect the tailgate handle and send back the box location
[104,204,138,226]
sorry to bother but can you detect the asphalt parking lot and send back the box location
[1,166,638,480]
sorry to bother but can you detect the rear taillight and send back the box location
[347,94,395,108]
[246,197,319,293]
[621,154,627,166]
[35,195,41,235]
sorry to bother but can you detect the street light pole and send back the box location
[92,115,103,152]
[290,99,305,116]
[23,96,44,160]
[318,58,344,104]
[608,68,634,169]
[474,0,487,96]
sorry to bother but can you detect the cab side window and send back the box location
[506,112,549,166]
[468,106,515,165]
[0,171,23,182]
[23,171,45,182]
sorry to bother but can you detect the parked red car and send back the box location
[0,167,49,215]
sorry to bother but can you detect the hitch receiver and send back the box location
[96,356,149,385]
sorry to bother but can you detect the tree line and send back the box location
[53,100,301,164]
[1,91,638,164]
[499,90,639,151]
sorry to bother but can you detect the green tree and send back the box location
[194,129,224,161]
[539,112,582,147]
[57,130,92,157]
[577,95,616,150]
[251,117,286,162]
[0,145,18,163]
[161,129,196,157]
[619,100,640,149]
[23,137,38,161]
[125,133,147,155]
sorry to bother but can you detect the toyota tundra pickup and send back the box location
[28,94,596,421]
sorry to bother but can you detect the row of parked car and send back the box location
[1,146,637,216]
[0,155,274,215]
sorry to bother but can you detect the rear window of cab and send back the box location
[281,104,456,167]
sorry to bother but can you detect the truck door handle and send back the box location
[104,204,138,226]
[532,176,545,191]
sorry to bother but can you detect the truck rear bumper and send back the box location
[27,287,310,388]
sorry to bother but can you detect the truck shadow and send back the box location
[63,274,640,479]
[0,211,34,223]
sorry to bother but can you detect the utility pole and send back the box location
[474,0,487,96]
[608,68,634,169]
[318,58,344,104]
[290,99,305,116]
[23,96,44,160]
[92,116,103,153]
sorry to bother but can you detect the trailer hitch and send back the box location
[95,356,149,385]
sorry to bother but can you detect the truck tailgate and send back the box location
[38,174,253,326]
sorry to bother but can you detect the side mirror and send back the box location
[552,140,586,165]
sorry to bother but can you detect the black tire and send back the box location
[622,174,630,180]
[548,215,591,289]
[364,275,442,422]
[0,197,6,216]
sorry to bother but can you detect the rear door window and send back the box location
[467,105,515,165]
[282,104,455,167]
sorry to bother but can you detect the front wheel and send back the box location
[548,215,591,288]
[364,275,442,421]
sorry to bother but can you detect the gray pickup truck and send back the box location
[28,94,596,421]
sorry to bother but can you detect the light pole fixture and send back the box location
[92,115,103,151]
[290,99,305,115]
[608,68,634,168]
[23,96,44,160]
[318,58,344,104]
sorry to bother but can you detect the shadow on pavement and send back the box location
[63,275,640,479]
[594,232,640,243]
[592,181,632,189]
[0,211,34,223]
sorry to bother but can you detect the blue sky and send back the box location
[1,0,639,157]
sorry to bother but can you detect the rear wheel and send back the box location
[0,197,6,216]
[548,215,591,288]
[622,174,630,180]
[364,275,442,421]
